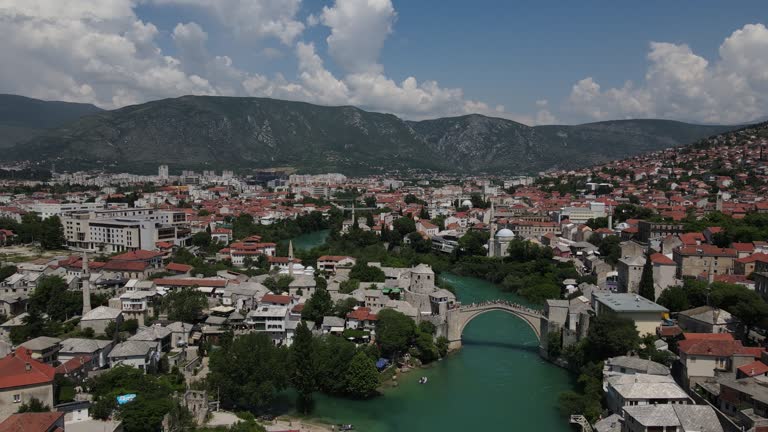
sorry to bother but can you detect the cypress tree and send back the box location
[638,254,656,301]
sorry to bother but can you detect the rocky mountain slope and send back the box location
[5,95,738,174]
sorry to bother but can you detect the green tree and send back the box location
[290,322,317,413]
[657,286,690,312]
[339,278,360,294]
[40,215,65,249]
[413,331,439,364]
[263,275,293,294]
[315,336,357,395]
[344,351,379,398]
[392,217,416,240]
[638,255,655,301]
[584,313,640,361]
[29,275,81,321]
[88,366,179,432]
[302,286,334,324]
[191,231,212,248]
[10,309,47,344]
[376,309,415,358]
[161,290,208,323]
[0,265,17,281]
[407,232,432,253]
[17,397,50,413]
[457,230,489,256]
[547,330,563,359]
[418,321,436,335]
[334,297,359,318]
[208,333,288,411]
[349,262,386,282]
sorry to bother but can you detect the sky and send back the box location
[1,0,767,125]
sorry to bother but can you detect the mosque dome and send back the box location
[461,199,473,207]
[496,228,514,239]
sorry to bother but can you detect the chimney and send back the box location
[25,362,31,372]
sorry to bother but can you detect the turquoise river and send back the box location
[292,272,575,431]
[289,229,331,251]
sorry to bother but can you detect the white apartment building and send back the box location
[557,201,607,224]
[62,208,186,253]
[22,201,108,220]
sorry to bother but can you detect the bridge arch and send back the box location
[445,302,546,350]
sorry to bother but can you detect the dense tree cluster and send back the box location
[161,290,208,323]
[0,213,65,249]
[209,331,381,414]
[559,313,641,422]
[658,278,768,333]
[349,261,386,282]
[454,240,576,303]
[88,366,188,432]
[231,211,336,242]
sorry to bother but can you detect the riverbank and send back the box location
[269,417,334,432]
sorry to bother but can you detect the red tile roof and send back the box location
[346,307,378,321]
[0,348,55,390]
[103,260,148,272]
[111,250,164,261]
[154,278,227,287]
[737,360,768,377]
[166,262,193,273]
[677,339,742,357]
[683,333,734,341]
[261,294,292,305]
[650,253,675,265]
[732,242,755,252]
[55,355,92,375]
[317,255,355,262]
[657,325,682,338]
[0,412,64,432]
[736,253,768,264]
[676,245,737,257]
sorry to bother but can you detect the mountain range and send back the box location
[0,94,103,149]
[1,94,741,174]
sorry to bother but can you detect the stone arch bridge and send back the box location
[445,301,547,350]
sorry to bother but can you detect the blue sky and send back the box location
[2,1,767,124]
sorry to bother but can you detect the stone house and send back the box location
[673,245,737,279]
[79,305,123,335]
[19,337,61,364]
[0,348,55,423]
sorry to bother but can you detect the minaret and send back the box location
[351,202,356,228]
[288,240,294,277]
[81,251,92,315]
[487,203,496,257]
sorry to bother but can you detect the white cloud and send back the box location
[567,23,768,124]
[320,0,395,74]
[0,0,553,124]
[0,0,219,108]
[148,0,305,45]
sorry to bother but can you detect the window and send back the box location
[13,394,20,403]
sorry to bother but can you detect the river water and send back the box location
[299,273,574,431]
[289,229,331,250]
